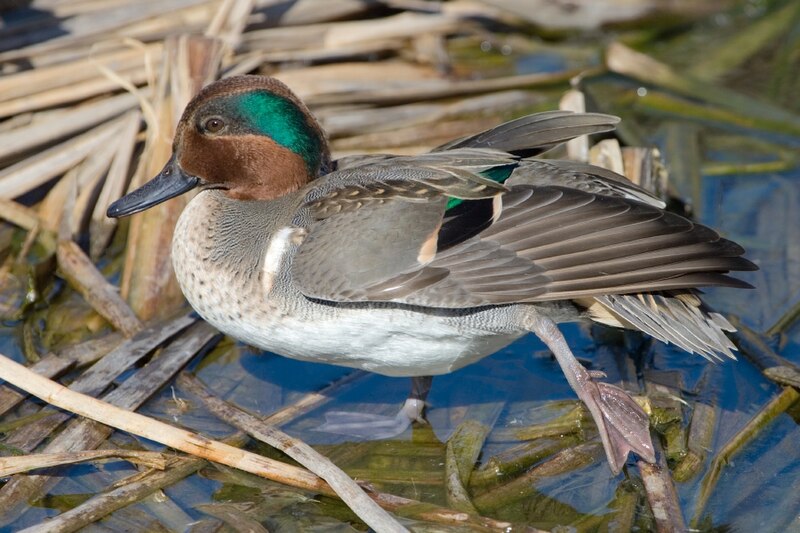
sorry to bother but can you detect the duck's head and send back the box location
[107,75,329,217]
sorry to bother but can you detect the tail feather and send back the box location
[578,290,737,360]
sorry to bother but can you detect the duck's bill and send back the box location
[106,155,199,218]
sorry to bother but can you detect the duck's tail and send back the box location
[576,290,739,361]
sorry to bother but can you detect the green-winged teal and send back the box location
[108,75,756,473]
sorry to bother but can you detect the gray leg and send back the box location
[400,375,432,423]
[318,376,433,440]
[526,315,655,474]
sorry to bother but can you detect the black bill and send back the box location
[106,155,199,218]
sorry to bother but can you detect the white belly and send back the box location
[215,304,523,377]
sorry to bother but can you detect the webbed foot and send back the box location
[317,398,426,439]
[316,376,433,440]
[527,316,655,473]
[575,377,655,473]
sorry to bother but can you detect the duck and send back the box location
[107,75,756,474]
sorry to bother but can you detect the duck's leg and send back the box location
[401,375,432,423]
[318,376,433,440]
[525,315,655,474]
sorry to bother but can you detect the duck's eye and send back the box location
[203,117,225,134]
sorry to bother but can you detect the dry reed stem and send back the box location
[206,0,255,51]
[0,69,148,118]
[0,118,125,199]
[0,199,42,230]
[0,319,211,524]
[121,35,223,321]
[729,316,800,388]
[39,167,79,235]
[71,141,120,239]
[0,449,169,477]
[638,442,686,533]
[0,92,137,159]
[90,110,142,259]
[15,451,221,533]
[176,372,408,533]
[0,355,73,416]
[0,352,332,499]
[0,42,162,102]
[0,315,195,457]
[0,333,125,417]
[560,89,589,161]
[325,11,463,48]
[621,146,667,196]
[307,68,588,106]
[238,12,458,54]
[589,138,626,175]
[0,353,518,531]
[41,370,366,532]
[0,0,218,64]
[56,240,143,336]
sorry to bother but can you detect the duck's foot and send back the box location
[526,315,655,474]
[316,376,432,440]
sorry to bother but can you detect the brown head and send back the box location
[107,75,330,217]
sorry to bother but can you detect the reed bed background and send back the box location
[0,0,798,531]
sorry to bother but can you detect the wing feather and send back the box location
[291,110,754,309]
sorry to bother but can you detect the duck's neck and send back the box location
[177,190,295,268]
